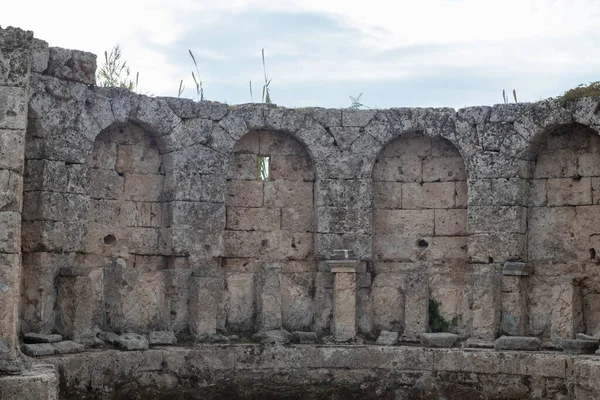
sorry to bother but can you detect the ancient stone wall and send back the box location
[6,24,600,399]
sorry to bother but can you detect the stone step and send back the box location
[23,333,63,344]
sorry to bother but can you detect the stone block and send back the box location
[226,180,263,207]
[422,157,466,182]
[123,173,164,202]
[226,207,280,231]
[227,153,257,180]
[0,170,22,212]
[252,329,291,344]
[116,144,161,174]
[281,206,315,232]
[56,270,103,338]
[0,129,24,171]
[403,272,428,340]
[46,47,97,85]
[455,180,468,207]
[0,211,20,253]
[21,343,55,357]
[468,232,526,264]
[472,264,502,340]
[53,340,85,354]
[89,168,123,200]
[376,330,399,346]
[280,272,315,331]
[256,265,282,331]
[270,154,314,181]
[372,181,402,209]
[225,273,255,331]
[115,333,149,351]
[121,201,162,228]
[533,150,577,179]
[171,171,225,202]
[372,154,421,183]
[402,182,456,209]
[577,152,600,176]
[22,191,88,222]
[147,331,177,345]
[373,209,434,236]
[23,333,62,344]
[317,206,371,234]
[503,262,532,276]
[31,38,49,73]
[103,267,165,333]
[560,339,598,355]
[372,274,404,331]
[331,263,358,341]
[494,336,541,351]
[264,180,314,209]
[550,278,584,340]
[223,230,280,259]
[434,209,467,236]
[0,86,28,130]
[292,331,317,344]
[547,178,592,206]
[468,205,527,234]
[420,332,459,348]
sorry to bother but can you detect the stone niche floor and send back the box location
[24,344,600,400]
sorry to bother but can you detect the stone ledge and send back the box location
[502,261,533,276]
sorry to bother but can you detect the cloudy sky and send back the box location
[4,0,600,109]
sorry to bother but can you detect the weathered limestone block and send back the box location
[225,273,255,332]
[0,26,33,87]
[23,333,62,344]
[0,253,21,359]
[21,343,55,357]
[103,265,166,333]
[53,340,84,354]
[252,329,291,345]
[280,272,315,331]
[472,264,502,341]
[550,278,584,340]
[547,178,592,206]
[46,47,97,85]
[494,336,541,351]
[0,129,25,172]
[329,261,358,341]
[420,332,459,348]
[560,339,598,355]
[147,331,177,346]
[376,331,399,346]
[0,86,28,130]
[292,331,317,344]
[115,333,149,351]
[56,268,103,339]
[256,264,282,331]
[501,269,529,336]
[371,274,404,332]
[403,271,428,341]
[314,272,333,335]
[0,364,58,399]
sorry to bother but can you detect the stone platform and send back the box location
[0,364,58,399]
[28,344,600,399]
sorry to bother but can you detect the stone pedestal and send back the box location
[550,277,583,340]
[500,262,531,336]
[257,264,282,331]
[403,271,429,341]
[189,276,222,336]
[327,260,359,342]
[56,268,103,339]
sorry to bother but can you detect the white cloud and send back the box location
[4,0,600,106]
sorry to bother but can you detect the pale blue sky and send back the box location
[5,0,600,109]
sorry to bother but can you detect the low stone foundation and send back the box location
[33,344,600,399]
[0,364,58,399]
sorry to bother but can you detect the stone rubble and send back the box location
[375,330,399,346]
[494,336,541,351]
[420,332,459,348]
[147,331,177,345]
[114,333,149,351]
[23,333,62,344]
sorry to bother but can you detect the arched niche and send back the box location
[84,122,173,334]
[527,123,600,339]
[223,130,316,333]
[371,131,469,335]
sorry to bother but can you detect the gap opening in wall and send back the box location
[258,155,270,181]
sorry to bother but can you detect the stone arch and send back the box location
[223,129,317,333]
[371,131,469,336]
[527,123,600,339]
